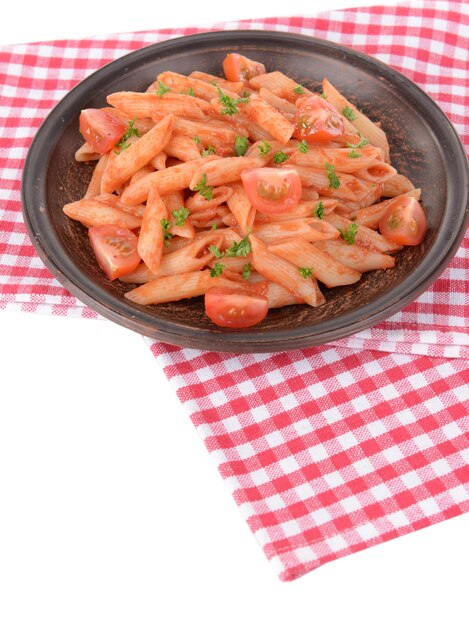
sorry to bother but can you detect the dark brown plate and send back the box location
[22,31,469,353]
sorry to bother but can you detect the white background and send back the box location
[1,1,468,625]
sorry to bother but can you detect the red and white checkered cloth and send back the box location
[1,1,468,580]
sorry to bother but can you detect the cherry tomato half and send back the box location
[205,286,268,328]
[240,167,302,215]
[223,53,266,82]
[79,109,127,155]
[293,95,345,143]
[379,196,428,246]
[89,224,141,280]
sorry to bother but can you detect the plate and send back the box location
[21,30,469,353]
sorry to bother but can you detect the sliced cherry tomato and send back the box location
[88,224,141,280]
[205,286,268,329]
[223,53,266,82]
[293,95,345,143]
[379,196,428,246]
[79,109,127,155]
[240,167,302,215]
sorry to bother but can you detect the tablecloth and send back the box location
[0,0,468,580]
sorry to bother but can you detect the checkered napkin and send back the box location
[1,0,468,580]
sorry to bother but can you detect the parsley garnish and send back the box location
[156,80,171,96]
[346,135,370,149]
[297,140,309,153]
[211,224,218,230]
[339,222,359,245]
[235,135,249,157]
[325,162,340,190]
[160,218,173,246]
[171,207,190,227]
[210,263,225,278]
[186,87,195,97]
[225,234,251,257]
[193,136,201,144]
[193,173,214,201]
[217,87,250,116]
[273,151,289,164]
[258,141,272,156]
[242,263,252,280]
[298,267,313,278]
[320,91,327,99]
[115,117,141,152]
[294,84,305,95]
[208,244,224,259]
[314,201,325,219]
[348,149,362,158]
[201,146,216,156]
[342,105,357,121]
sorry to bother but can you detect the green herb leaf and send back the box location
[325,162,340,190]
[171,206,190,227]
[242,263,252,280]
[217,87,250,116]
[201,146,216,156]
[297,140,309,153]
[294,84,305,95]
[313,201,325,219]
[320,91,327,99]
[156,80,171,96]
[258,141,272,156]
[211,223,218,230]
[115,117,141,152]
[298,267,313,278]
[348,149,362,158]
[208,244,224,259]
[338,222,359,245]
[186,87,195,97]
[210,262,225,278]
[225,234,251,258]
[342,105,357,121]
[160,218,173,246]
[193,173,214,201]
[273,151,289,164]
[192,136,201,145]
[346,135,370,149]
[235,135,249,157]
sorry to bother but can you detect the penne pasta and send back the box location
[64,53,427,329]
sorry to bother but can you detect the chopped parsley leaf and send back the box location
[156,80,171,96]
[193,173,214,201]
[342,105,357,121]
[298,267,313,278]
[208,244,224,259]
[171,207,190,227]
[192,136,201,144]
[258,141,272,156]
[115,117,141,152]
[242,263,252,280]
[346,136,370,149]
[201,146,216,156]
[294,84,305,95]
[313,201,325,219]
[225,234,251,258]
[210,263,225,278]
[338,222,359,245]
[160,218,173,246]
[273,151,289,164]
[325,162,340,190]
[297,140,309,153]
[235,135,249,156]
[348,149,362,158]
[186,87,195,97]
[217,87,250,116]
